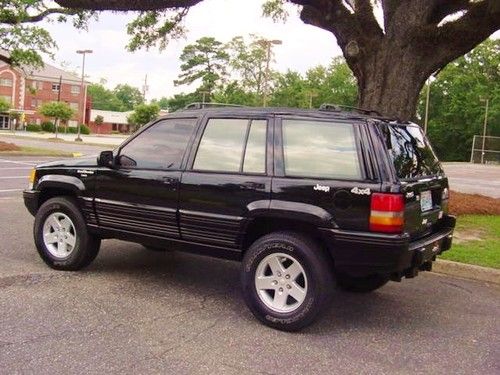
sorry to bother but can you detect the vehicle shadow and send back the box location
[84,240,446,335]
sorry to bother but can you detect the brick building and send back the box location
[0,62,90,130]
[88,109,134,134]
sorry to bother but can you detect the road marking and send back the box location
[0,188,24,193]
[0,176,28,179]
[0,167,33,170]
[0,158,36,166]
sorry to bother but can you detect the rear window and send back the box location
[382,123,443,180]
[282,119,361,180]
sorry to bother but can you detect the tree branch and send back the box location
[426,0,500,75]
[426,0,471,24]
[54,0,203,11]
[1,8,79,24]
[353,0,383,37]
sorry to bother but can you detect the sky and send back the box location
[41,0,342,101]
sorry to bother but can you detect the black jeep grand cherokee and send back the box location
[24,104,455,331]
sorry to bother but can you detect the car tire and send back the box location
[241,231,334,331]
[34,196,101,271]
[336,272,389,293]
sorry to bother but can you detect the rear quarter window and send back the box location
[381,123,443,180]
[282,119,361,180]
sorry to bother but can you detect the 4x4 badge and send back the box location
[351,187,371,195]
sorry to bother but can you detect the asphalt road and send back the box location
[0,156,499,374]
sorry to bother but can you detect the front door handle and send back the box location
[163,177,177,184]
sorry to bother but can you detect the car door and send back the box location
[179,116,273,249]
[94,117,198,239]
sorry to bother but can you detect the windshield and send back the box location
[381,123,443,180]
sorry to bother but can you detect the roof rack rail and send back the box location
[319,103,382,117]
[183,102,246,110]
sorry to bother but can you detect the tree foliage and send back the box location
[39,101,74,121]
[419,38,500,161]
[0,97,10,113]
[127,103,160,126]
[88,83,143,111]
[113,84,144,111]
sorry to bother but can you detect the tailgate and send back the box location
[402,177,449,239]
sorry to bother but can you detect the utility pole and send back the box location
[199,90,209,105]
[424,79,431,134]
[54,75,62,139]
[142,74,149,100]
[258,39,282,107]
[76,49,92,142]
[480,97,490,164]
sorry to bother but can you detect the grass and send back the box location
[440,215,500,269]
[0,146,73,157]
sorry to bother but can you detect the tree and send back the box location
[418,39,500,161]
[9,0,494,120]
[174,37,229,99]
[94,114,104,134]
[127,103,160,127]
[151,97,170,110]
[0,98,10,113]
[113,84,144,111]
[39,101,74,138]
[88,84,124,111]
[227,35,269,96]
[264,0,500,120]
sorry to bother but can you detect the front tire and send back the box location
[34,196,101,270]
[241,231,334,331]
[336,272,389,293]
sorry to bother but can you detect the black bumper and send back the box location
[320,215,456,279]
[23,190,40,216]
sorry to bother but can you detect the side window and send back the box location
[119,118,196,169]
[282,119,361,179]
[193,118,267,173]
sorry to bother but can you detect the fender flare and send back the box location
[37,175,85,195]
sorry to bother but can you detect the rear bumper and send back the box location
[320,215,456,279]
[23,189,40,216]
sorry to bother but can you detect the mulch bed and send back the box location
[449,191,500,216]
[0,141,21,152]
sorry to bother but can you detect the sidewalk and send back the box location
[0,130,127,146]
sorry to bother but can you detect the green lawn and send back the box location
[0,146,73,157]
[440,215,500,269]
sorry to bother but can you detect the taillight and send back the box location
[442,188,449,200]
[369,193,405,233]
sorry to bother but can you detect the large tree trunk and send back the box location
[354,44,427,120]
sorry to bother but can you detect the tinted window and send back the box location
[243,120,267,174]
[282,119,361,179]
[195,118,267,173]
[119,118,196,169]
[382,124,443,179]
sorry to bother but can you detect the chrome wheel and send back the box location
[42,212,77,259]
[255,253,308,313]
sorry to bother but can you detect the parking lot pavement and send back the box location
[0,156,67,197]
[443,163,500,198]
[0,198,499,373]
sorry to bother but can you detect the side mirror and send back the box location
[98,151,115,168]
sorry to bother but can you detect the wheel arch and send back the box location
[36,175,84,210]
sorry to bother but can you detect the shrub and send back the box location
[41,121,55,132]
[26,124,42,132]
[80,124,90,135]
[67,127,77,134]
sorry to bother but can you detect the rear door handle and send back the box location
[241,181,265,190]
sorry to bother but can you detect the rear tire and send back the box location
[34,196,101,271]
[336,272,389,293]
[241,231,334,331]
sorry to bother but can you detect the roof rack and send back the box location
[183,102,246,110]
[319,103,382,117]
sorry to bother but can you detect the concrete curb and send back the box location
[432,259,500,284]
